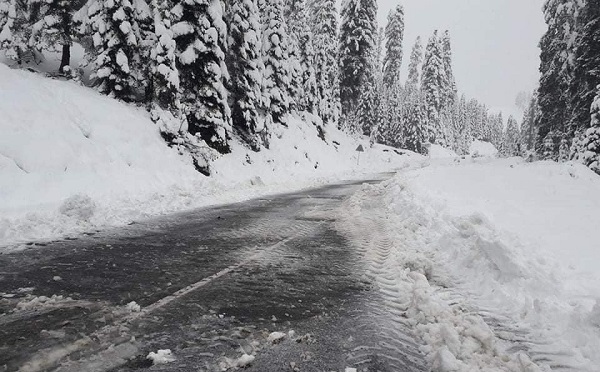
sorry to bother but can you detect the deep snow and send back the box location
[339,155,600,371]
[0,64,423,249]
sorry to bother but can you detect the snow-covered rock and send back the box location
[147,349,175,365]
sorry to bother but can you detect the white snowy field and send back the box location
[0,64,423,250]
[339,156,600,371]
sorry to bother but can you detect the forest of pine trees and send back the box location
[533,0,600,173]
[3,0,597,174]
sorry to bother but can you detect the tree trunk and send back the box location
[59,44,70,73]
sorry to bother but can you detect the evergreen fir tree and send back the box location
[569,0,600,132]
[405,36,423,94]
[260,0,294,126]
[29,0,80,73]
[310,0,339,125]
[338,0,377,117]
[281,0,303,108]
[87,0,144,101]
[149,0,183,141]
[382,4,404,89]
[537,0,580,152]
[356,78,380,136]
[403,99,426,154]
[172,0,231,153]
[441,30,457,107]
[132,0,154,102]
[503,115,520,156]
[421,31,446,144]
[225,0,265,150]
[520,93,539,152]
[579,86,600,173]
[296,11,318,113]
[0,0,35,63]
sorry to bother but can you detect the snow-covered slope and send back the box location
[0,65,423,249]
[340,157,600,371]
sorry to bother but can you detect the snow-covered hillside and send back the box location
[340,156,600,371]
[0,65,423,249]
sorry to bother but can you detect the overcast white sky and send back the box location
[376,0,547,120]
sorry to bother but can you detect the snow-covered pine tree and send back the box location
[0,0,35,63]
[356,77,380,136]
[503,115,520,157]
[28,0,80,73]
[296,12,318,114]
[382,4,404,89]
[491,112,505,152]
[172,0,231,153]
[87,0,144,101]
[225,0,265,150]
[310,0,339,125]
[558,136,570,161]
[405,36,423,94]
[541,131,558,160]
[520,93,538,152]
[569,0,600,133]
[441,30,457,107]
[451,94,470,155]
[338,0,377,118]
[148,0,184,142]
[132,0,154,102]
[260,0,294,126]
[403,98,426,154]
[578,86,600,173]
[374,26,384,83]
[283,0,315,112]
[29,0,85,73]
[421,30,446,145]
[537,0,580,153]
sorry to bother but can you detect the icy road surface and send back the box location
[0,176,427,372]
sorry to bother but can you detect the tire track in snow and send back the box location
[336,210,428,371]
[336,182,565,372]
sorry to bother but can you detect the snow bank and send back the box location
[469,140,498,158]
[342,157,600,371]
[428,144,458,159]
[0,65,424,249]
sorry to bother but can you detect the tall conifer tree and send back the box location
[173,0,231,153]
[383,5,404,89]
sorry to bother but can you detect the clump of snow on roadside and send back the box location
[266,331,286,344]
[0,65,425,249]
[125,301,141,312]
[428,144,458,159]
[339,157,600,371]
[59,194,96,221]
[147,349,175,365]
[235,353,255,367]
[16,294,76,311]
[469,140,498,158]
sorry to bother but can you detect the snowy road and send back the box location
[0,176,426,372]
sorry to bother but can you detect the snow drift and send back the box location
[340,157,600,371]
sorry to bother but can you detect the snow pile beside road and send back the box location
[469,140,498,158]
[0,65,424,249]
[428,144,458,159]
[339,158,600,371]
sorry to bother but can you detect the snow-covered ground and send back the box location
[0,64,423,250]
[339,155,600,371]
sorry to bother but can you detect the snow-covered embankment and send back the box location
[0,65,423,249]
[338,156,600,371]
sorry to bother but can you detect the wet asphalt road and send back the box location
[0,176,426,372]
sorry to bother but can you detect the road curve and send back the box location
[0,176,427,372]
